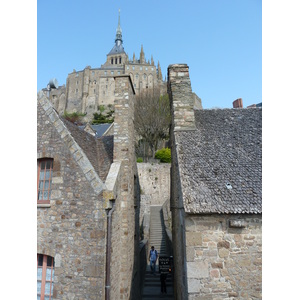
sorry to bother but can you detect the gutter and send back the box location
[105,200,115,300]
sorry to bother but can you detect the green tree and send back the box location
[134,89,171,159]
[92,105,114,124]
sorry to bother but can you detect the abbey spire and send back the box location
[115,9,122,46]
[107,9,125,56]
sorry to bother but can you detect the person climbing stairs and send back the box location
[142,206,174,299]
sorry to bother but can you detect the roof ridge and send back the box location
[37,91,106,195]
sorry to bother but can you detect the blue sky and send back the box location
[37,0,262,109]
[2,1,300,298]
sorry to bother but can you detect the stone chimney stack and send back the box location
[113,75,135,162]
[233,98,243,108]
[168,64,196,131]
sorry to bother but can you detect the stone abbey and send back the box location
[45,10,167,120]
[37,11,261,300]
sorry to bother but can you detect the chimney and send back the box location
[168,64,196,131]
[113,75,135,161]
[233,98,243,108]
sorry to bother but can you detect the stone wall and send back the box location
[185,214,262,300]
[37,95,107,299]
[108,75,140,299]
[137,162,171,240]
[168,63,195,299]
[138,163,170,206]
[50,57,167,121]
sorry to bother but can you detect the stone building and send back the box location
[37,74,142,299]
[168,64,262,299]
[45,10,167,120]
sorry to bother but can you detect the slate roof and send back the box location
[62,119,113,182]
[78,124,112,137]
[176,108,262,214]
[108,43,125,55]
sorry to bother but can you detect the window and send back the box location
[118,71,120,75]
[104,71,107,76]
[140,67,142,71]
[37,254,55,300]
[111,71,114,75]
[115,58,118,64]
[119,57,122,64]
[37,159,53,204]
[132,66,135,70]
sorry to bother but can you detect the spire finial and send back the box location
[115,9,122,45]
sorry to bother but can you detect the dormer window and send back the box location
[111,58,113,64]
[119,57,122,64]
[115,58,118,64]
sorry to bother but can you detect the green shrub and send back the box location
[155,148,171,163]
[137,157,143,163]
[63,111,86,125]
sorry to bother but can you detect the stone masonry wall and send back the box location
[56,58,166,121]
[137,162,171,241]
[138,163,170,212]
[109,75,138,299]
[185,214,262,300]
[168,63,196,299]
[37,97,107,300]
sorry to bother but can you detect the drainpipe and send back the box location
[105,200,115,300]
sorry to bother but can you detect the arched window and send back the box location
[37,158,53,204]
[37,254,55,300]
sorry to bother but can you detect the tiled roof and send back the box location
[62,119,113,182]
[176,108,262,214]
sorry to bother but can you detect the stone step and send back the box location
[142,206,174,300]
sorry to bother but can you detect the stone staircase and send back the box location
[142,206,174,299]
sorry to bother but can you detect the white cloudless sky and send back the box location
[37,0,262,109]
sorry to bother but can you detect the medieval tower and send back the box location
[45,10,167,120]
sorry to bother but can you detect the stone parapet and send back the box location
[103,162,122,209]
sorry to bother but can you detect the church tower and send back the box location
[104,9,128,66]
